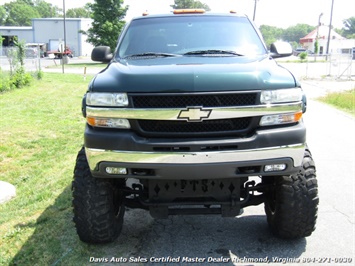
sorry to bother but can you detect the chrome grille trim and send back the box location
[86,102,303,121]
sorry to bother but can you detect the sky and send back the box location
[1,0,354,29]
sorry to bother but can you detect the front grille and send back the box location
[131,92,258,137]
[131,92,257,108]
[137,118,252,137]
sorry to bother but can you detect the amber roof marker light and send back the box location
[173,9,206,14]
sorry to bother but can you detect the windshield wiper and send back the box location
[184,50,244,56]
[124,52,180,59]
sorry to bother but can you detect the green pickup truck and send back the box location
[72,9,319,243]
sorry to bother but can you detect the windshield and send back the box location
[117,15,267,58]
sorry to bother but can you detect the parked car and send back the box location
[25,47,38,58]
[25,43,46,58]
[293,48,313,56]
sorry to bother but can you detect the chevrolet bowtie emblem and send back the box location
[178,107,212,122]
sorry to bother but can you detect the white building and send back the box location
[0,18,94,57]
[300,25,355,55]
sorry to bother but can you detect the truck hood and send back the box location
[90,55,297,93]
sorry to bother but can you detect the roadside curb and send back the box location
[0,181,16,204]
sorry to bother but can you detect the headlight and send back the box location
[260,88,302,104]
[86,92,128,107]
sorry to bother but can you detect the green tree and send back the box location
[3,0,40,26]
[84,0,128,50]
[21,0,34,6]
[0,0,62,25]
[171,0,211,11]
[282,24,315,44]
[34,0,61,18]
[341,16,355,39]
[299,51,308,61]
[314,40,319,54]
[66,5,91,18]
[260,24,316,49]
[259,25,283,48]
[0,6,6,25]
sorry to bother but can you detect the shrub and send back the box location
[1,40,36,92]
[0,71,13,92]
[10,67,32,88]
[299,52,308,61]
[36,70,44,80]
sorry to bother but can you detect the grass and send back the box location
[319,89,355,116]
[0,73,121,266]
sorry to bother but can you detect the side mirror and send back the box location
[91,46,113,62]
[270,41,293,58]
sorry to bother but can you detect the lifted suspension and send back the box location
[121,178,268,218]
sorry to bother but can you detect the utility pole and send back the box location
[62,0,67,73]
[316,13,323,52]
[315,13,323,61]
[325,0,334,60]
[253,0,259,21]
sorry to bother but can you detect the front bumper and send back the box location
[85,121,306,179]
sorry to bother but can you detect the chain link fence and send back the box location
[0,46,42,73]
[279,53,355,80]
[1,46,354,81]
[326,53,353,79]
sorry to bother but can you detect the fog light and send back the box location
[260,112,302,126]
[105,167,127,175]
[264,164,286,172]
[87,117,131,128]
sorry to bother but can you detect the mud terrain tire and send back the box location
[72,148,125,243]
[265,149,318,238]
